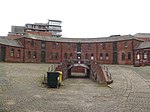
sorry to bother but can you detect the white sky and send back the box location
[0,0,150,38]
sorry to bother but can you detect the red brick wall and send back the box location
[5,46,23,62]
[81,43,97,61]
[97,42,113,64]
[117,40,133,65]
[71,66,85,73]
[23,38,41,63]
[134,48,150,66]
[1,36,146,65]
[45,41,61,63]
[20,39,141,65]
[61,43,77,60]
[7,34,22,40]
[26,31,52,36]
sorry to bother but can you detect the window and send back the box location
[55,52,59,60]
[106,53,109,60]
[85,53,88,59]
[103,43,106,49]
[144,51,148,60]
[67,43,71,50]
[10,49,14,57]
[70,53,73,59]
[136,52,140,60]
[28,51,31,59]
[100,43,103,46]
[122,52,125,61]
[31,40,35,47]
[64,53,67,60]
[128,52,131,60]
[53,42,56,49]
[124,42,128,48]
[33,51,37,59]
[50,52,53,60]
[91,53,94,60]
[88,44,91,50]
[17,50,21,58]
[100,53,103,60]
[77,43,81,52]
[41,41,45,49]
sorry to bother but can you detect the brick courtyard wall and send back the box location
[1,34,148,65]
[45,41,62,63]
[117,40,134,65]
[22,37,41,63]
[61,42,77,60]
[81,43,97,61]
[5,46,23,62]
[134,48,150,66]
[71,66,85,73]
[97,42,113,64]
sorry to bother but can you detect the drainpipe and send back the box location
[61,42,62,62]
[132,39,134,65]
[96,43,98,61]
[23,38,25,63]
[139,49,140,66]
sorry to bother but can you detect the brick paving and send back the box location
[0,63,150,112]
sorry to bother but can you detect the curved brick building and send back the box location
[0,31,150,66]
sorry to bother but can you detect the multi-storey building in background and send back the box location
[25,20,62,37]
[8,20,62,37]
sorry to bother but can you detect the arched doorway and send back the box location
[67,63,90,78]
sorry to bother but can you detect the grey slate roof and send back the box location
[134,42,150,49]
[134,33,150,38]
[26,33,142,43]
[0,36,23,47]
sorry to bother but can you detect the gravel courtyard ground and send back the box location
[0,63,150,112]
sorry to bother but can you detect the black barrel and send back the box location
[47,72,59,88]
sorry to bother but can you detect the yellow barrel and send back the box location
[55,71,63,86]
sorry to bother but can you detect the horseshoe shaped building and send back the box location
[0,21,150,67]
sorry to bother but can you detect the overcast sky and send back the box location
[0,0,150,38]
